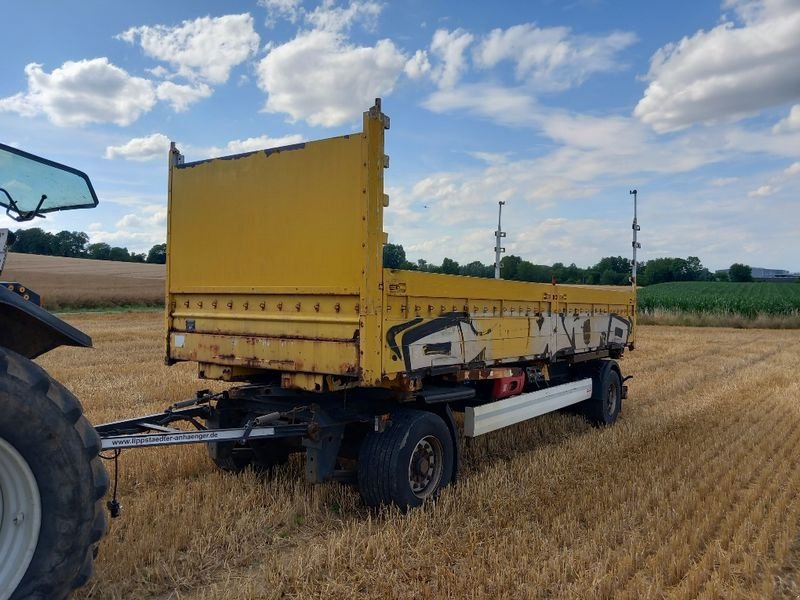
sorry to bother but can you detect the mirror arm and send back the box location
[0,188,44,222]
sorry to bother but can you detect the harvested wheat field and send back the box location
[34,311,800,599]
[2,253,165,309]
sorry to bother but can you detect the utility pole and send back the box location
[494,201,506,279]
[630,189,640,286]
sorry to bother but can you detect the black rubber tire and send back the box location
[358,409,454,509]
[580,360,622,426]
[205,399,291,473]
[0,347,108,600]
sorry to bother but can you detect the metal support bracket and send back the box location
[302,423,345,484]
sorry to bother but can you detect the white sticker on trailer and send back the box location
[174,334,185,348]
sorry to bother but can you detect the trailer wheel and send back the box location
[205,400,291,473]
[358,409,454,508]
[0,347,107,600]
[581,361,622,426]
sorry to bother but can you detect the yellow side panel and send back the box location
[168,135,364,292]
[165,103,390,387]
[382,269,635,378]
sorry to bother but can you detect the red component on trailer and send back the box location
[492,373,525,400]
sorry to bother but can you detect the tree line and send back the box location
[5,227,756,284]
[384,244,755,286]
[8,228,166,264]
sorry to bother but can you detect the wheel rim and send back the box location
[0,437,42,599]
[407,435,444,499]
[606,381,618,416]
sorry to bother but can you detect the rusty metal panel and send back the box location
[169,332,359,377]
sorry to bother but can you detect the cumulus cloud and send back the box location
[404,50,431,79]
[260,0,381,31]
[748,184,779,197]
[115,206,166,230]
[0,58,156,126]
[773,104,800,134]
[430,29,474,89]
[105,133,171,161]
[217,134,305,154]
[256,29,407,126]
[785,161,800,176]
[473,23,637,91]
[423,83,538,126]
[105,132,305,162]
[118,14,260,84]
[305,0,382,32]
[635,0,800,132]
[156,81,212,111]
[259,0,303,25]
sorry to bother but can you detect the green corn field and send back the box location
[637,282,800,317]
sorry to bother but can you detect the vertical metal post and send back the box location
[629,190,640,286]
[494,201,506,279]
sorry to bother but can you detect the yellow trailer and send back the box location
[165,100,634,392]
[99,100,636,508]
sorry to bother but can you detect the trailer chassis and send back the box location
[94,358,627,497]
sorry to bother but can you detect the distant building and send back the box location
[716,267,800,282]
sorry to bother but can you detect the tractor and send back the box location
[0,142,107,600]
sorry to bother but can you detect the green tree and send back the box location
[440,257,460,275]
[517,261,552,283]
[10,227,55,255]
[460,261,492,278]
[499,255,522,280]
[382,243,406,268]
[87,242,111,260]
[729,263,752,282]
[108,246,132,262]
[53,230,89,257]
[146,243,167,264]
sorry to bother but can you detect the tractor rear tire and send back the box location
[0,347,107,600]
[358,409,455,509]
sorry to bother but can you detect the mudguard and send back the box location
[0,285,91,358]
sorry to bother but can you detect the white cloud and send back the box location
[785,161,800,176]
[105,132,305,162]
[404,50,431,79]
[305,0,382,32]
[473,23,637,91]
[82,205,169,253]
[260,0,303,25]
[423,83,537,126]
[430,29,474,89]
[156,81,212,111]
[635,0,800,132]
[115,206,166,230]
[256,29,407,126]
[105,133,171,161]
[709,176,739,186]
[260,0,381,31]
[118,14,260,84]
[748,184,779,197]
[773,104,800,134]
[219,134,305,154]
[0,58,156,127]
[468,151,509,165]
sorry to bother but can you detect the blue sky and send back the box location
[1,0,798,271]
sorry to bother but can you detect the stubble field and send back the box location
[34,311,800,599]
[2,253,165,309]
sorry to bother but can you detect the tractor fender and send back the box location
[0,285,91,359]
